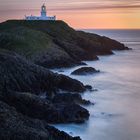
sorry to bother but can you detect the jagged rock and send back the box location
[0,50,86,94]
[0,100,81,140]
[71,67,100,75]
[0,20,129,68]
[56,103,89,123]
[85,85,93,90]
[0,91,89,123]
[56,74,86,92]
[52,93,91,105]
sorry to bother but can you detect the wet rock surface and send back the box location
[52,93,91,105]
[0,51,88,139]
[0,100,81,140]
[0,51,86,94]
[71,67,100,75]
[0,91,89,123]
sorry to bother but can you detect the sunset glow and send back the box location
[0,0,140,29]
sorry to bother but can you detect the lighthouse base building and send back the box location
[25,4,56,21]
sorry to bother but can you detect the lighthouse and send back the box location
[25,4,56,20]
[41,4,47,17]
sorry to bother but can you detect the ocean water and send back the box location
[53,29,140,140]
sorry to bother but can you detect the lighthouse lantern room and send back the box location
[25,4,56,20]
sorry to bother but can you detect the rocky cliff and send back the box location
[0,20,129,68]
[0,20,129,140]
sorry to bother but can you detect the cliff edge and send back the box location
[0,20,129,68]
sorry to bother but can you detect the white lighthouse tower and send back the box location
[25,4,56,20]
[41,4,47,17]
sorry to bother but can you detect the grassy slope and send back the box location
[0,20,128,68]
[0,25,52,57]
[0,20,76,66]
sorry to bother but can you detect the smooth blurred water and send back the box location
[53,30,140,140]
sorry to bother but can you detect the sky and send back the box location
[0,0,140,29]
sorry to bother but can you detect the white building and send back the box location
[25,4,56,20]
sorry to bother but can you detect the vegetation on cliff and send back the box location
[0,20,129,68]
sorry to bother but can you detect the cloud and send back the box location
[0,0,140,12]
[48,5,140,11]
[48,0,140,11]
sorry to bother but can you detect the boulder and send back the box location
[71,67,100,75]
[56,74,86,92]
[58,103,89,123]
[85,85,93,90]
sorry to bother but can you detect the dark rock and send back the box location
[71,67,100,75]
[93,89,98,92]
[0,20,129,68]
[77,31,129,56]
[52,93,91,105]
[0,100,81,140]
[78,61,87,66]
[0,51,86,94]
[58,103,89,123]
[73,137,81,140]
[56,74,86,92]
[81,99,91,105]
[0,49,89,139]
[85,85,93,90]
[101,36,130,51]
[0,91,89,123]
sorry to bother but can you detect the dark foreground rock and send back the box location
[0,50,88,139]
[0,91,89,123]
[71,67,100,75]
[0,100,81,140]
[85,85,93,90]
[52,93,91,105]
[0,50,86,94]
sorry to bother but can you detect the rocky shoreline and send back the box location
[0,20,129,140]
[0,50,89,140]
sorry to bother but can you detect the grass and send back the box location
[0,20,124,65]
[0,25,53,58]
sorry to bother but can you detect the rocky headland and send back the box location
[0,20,129,140]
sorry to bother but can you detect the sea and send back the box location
[52,29,140,140]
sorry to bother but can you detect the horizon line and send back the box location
[0,20,140,30]
[77,28,140,30]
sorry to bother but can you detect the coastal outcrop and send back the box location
[0,91,89,123]
[0,50,86,93]
[71,67,100,75]
[52,93,91,105]
[0,100,81,140]
[0,20,129,68]
[0,50,88,139]
[0,20,129,139]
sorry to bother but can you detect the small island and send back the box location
[71,67,100,75]
[0,19,129,140]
